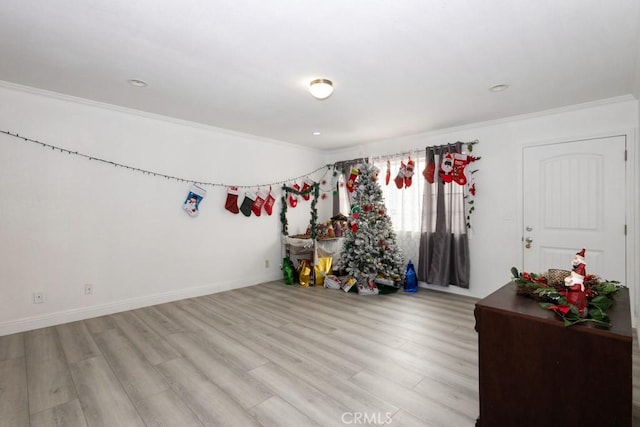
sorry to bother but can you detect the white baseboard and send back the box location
[0,273,282,336]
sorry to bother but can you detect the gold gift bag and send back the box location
[298,260,312,287]
[314,257,333,286]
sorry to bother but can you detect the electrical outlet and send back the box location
[264,259,270,268]
[33,292,44,304]
[84,284,93,295]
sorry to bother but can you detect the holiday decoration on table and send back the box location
[564,248,588,316]
[511,248,623,327]
[335,162,404,295]
[183,183,207,217]
[239,191,255,217]
[224,186,240,214]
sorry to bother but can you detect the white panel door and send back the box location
[522,136,626,282]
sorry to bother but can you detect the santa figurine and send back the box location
[564,248,588,317]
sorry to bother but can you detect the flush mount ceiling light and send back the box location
[309,78,333,99]
[489,84,509,92]
[128,79,148,88]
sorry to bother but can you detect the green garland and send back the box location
[280,183,320,239]
[280,192,289,236]
[511,267,622,328]
[463,139,480,229]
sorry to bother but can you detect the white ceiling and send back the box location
[1,0,639,150]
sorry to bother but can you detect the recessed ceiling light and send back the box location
[489,84,509,92]
[128,79,148,88]
[312,131,321,136]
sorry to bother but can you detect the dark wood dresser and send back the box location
[474,282,632,427]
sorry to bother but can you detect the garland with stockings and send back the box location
[380,140,480,228]
[280,183,320,239]
[4,129,481,226]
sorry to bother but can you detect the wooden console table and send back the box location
[474,282,632,426]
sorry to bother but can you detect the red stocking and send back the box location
[394,161,406,189]
[264,187,275,216]
[300,178,314,201]
[346,168,359,193]
[385,160,391,186]
[252,189,266,216]
[452,153,469,185]
[404,157,415,188]
[439,153,454,183]
[423,151,435,184]
[452,153,478,185]
[289,182,300,208]
[225,186,240,214]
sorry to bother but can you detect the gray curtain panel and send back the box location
[417,142,470,288]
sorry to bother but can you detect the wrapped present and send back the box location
[314,256,332,286]
[374,276,397,287]
[324,274,341,289]
[357,279,379,296]
[297,259,312,287]
[282,257,295,285]
[341,276,356,293]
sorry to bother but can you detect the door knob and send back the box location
[524,236,533,249]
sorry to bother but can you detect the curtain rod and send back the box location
[370,149,421,162]
[338,139,479,164]
[426,139,479,151]
[369,139,478,162]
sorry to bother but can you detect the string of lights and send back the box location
[0,129,332,189]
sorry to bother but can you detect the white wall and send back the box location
[2,81,637,335]
[632,52,640,337]
[327,97,639,308]
[0,83,329,335]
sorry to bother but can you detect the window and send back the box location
[375,155,425,265]
[377,156,425,233]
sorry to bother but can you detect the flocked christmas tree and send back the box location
[336,162,404,291]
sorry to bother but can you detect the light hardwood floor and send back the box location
[1,281,638,426]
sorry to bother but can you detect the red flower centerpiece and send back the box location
[511,248,622,328]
